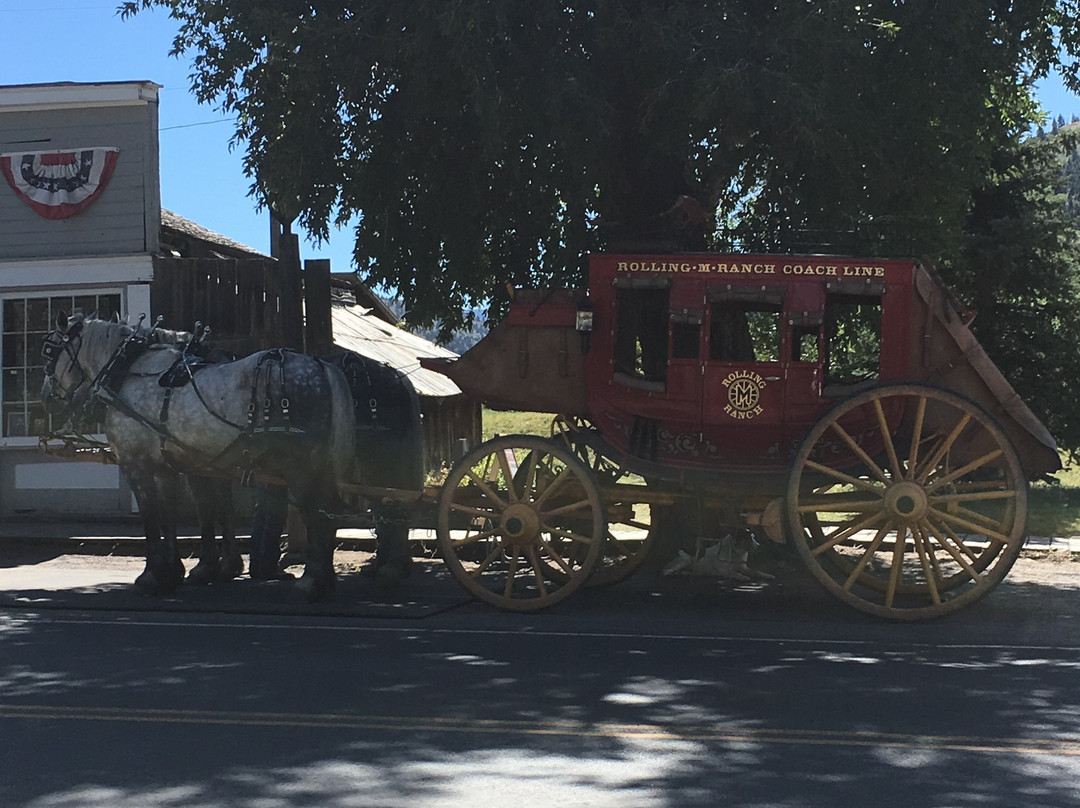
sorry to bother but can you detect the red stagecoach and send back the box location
[424,253,1061,619]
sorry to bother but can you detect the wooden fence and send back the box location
[151,256,334,355]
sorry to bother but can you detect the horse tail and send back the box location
[324,362,357,484]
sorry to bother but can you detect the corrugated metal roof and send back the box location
[331,301,463,398]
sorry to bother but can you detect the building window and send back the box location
[2,292,121,437]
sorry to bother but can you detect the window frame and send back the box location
[1,287,124,447]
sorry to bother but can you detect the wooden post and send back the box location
[303,258,333,355]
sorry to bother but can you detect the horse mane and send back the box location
[76,315,135,360]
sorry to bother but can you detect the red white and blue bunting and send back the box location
[0,147,119,220]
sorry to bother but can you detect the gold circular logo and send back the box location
[727,378,761,412]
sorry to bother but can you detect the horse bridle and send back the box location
[41,319,87,406]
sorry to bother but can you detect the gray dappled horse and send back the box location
[41,313,356,601]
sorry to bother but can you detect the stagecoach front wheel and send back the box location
[786,384,1028,620]
[436,434,606,611]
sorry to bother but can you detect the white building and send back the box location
[0,81,161,517]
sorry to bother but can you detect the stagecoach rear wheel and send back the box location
[436,434,606,611]
[551,415,657,586]
[786,384,1028,620]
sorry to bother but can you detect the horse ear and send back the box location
[56,311,69,331]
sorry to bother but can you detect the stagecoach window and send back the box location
[614,287,669,384]
[792,325,821,362]
[825,293,881,385]
[2,293,121,437]
[709,302,781,362]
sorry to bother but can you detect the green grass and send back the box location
[1029,460,1080,538]
[482,408,558,441]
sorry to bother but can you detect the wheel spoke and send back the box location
[495,448,519,503]
[540,538,573,574]
[906,395,927,480]
[841,522,892,590]
[471,544,505,577]
[449,502,503,521]
[543,524,597,545]
[884,526,908,608]
[533,465,574,509]
[829,421,890,483]
[912,525,942,605]
[925,449,1004,492]
[809,510,889,556]
[930,488,1015,505]
[542,497,597,519]
[924,516,982,583]
[915,414,972,484]
[450,525,502,547]
[873,397,903,479]
[503,548,521,598]
[929,507,1009,545]
[524,545,550,596]
[803,459,888,494]
[463,468,509,510]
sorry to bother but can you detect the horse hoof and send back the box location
[134,570,162,596]
[220,556,244,580]
[187,563,215,586]
[294,574,335,603]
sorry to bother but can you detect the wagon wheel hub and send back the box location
[501,503,541,547]
[884,481,928,523]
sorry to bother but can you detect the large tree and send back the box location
[122,1,1080,331]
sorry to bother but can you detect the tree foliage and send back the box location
[121,1,1080,324]
[945,133,1080,456]
[121,1,1080,450]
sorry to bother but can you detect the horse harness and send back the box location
[44,320,325,474]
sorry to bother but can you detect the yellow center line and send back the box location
[2,703,1079,756]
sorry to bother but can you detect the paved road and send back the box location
[1,542,1080,807]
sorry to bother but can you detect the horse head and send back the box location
[40,313,131,417]
[40,312,87,414]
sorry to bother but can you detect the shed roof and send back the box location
[161,208,270,259]
[331,299,462,398]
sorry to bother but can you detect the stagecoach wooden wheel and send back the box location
[786,384,1028,620]
[551,415,657,586]
[436,434,606,611]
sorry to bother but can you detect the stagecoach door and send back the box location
[699,284,788,466]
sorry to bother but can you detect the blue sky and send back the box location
[3,2,1079,276]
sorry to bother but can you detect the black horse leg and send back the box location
[292,473,338,602]
[187,476,221,585]
[127,467,173,595]
[371,504,414,584]
[154,474,186,592]
[250,483,288,579]
[217,483,243,579]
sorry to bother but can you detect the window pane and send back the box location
[3,292,121,437]
[710,302,780,362]
[3,299,24,333]
[27,298,49,332]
